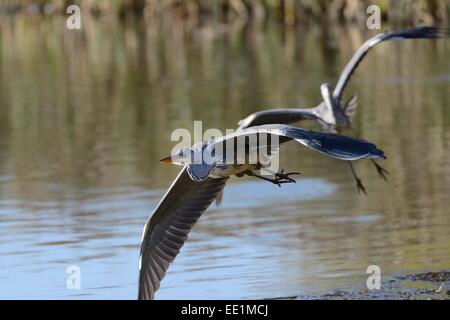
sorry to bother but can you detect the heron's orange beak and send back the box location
[159,156,173,163]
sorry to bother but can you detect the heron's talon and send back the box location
[272,176,297,186]
[376,165,389,181]
[356,179,367,195]
[274,170,301,183]
[371,160,389,181]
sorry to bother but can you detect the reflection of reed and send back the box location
[0,0,449,25]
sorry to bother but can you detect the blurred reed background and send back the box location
[0,0,449,25]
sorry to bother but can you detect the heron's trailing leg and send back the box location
[347,162,367,195]
[244,170,297,187]
[371,159,389,181]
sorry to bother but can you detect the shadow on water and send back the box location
[0,16,449,299]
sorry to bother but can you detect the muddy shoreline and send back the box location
[273,271,450,300]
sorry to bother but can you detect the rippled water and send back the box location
[0,17,449,299]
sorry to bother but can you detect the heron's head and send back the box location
[160,147,194,166]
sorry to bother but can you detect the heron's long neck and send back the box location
[318,84,350,131]
[313,101,335,128]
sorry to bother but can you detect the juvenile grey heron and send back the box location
[238,26,450,193]
[138,124,385,299]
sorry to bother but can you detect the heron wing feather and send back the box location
[213,124,385,162]
[237,108,319,129]
[333,26,450,101]
[138,167,228,299]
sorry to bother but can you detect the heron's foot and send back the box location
[274,169,300,185]
[355,178,367,195]
[244,170,295,187]
[275,169,300,183]
[372,161,389,181]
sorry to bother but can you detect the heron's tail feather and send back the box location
[344,94,357,120]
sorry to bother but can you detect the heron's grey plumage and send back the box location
[187,163,217,182]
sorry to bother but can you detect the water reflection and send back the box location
[0,16,449,299]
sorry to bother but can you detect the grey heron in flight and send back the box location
[138,124,385,299]
[238,26,450,193]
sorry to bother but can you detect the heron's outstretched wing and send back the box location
[333,26,450,101]
[237,108,319,130]
[138,168,228,300]
[213,124,385,161]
